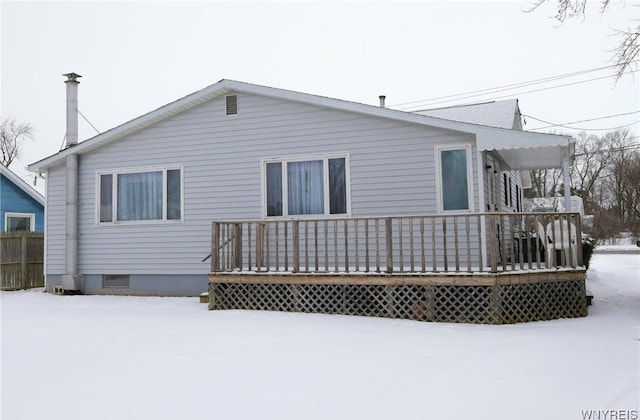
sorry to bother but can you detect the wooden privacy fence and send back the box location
[210,212,584,275]
[1,232,44,290]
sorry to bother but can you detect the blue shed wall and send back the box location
[0,174,45,231]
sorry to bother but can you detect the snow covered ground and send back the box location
[1,251,638,420]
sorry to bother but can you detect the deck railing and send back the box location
[210,212,583,274]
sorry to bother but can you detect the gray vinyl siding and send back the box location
[44,92,477,277]
[44,166,66,274]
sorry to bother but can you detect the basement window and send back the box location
[103,274,130,288]
[226,95,238,115]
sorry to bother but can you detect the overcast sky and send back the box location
[1,1,638,191]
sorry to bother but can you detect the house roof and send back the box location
[414,99,521,130]
[28,79,572,172]
[1,165,45,206]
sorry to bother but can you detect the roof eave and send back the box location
[27,79,573,172]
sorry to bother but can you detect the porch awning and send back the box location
[476,130,574,170]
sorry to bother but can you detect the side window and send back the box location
[503,173,509,206]
[508,175,513,208]
[264,156,349,217]
[98,167,182,224]
[5,213,35,232]
[437,145,473,212]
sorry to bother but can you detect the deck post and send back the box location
[575,213,583,266]
[442,217,448,272]
[256,223,263,272]
[211,222,220,272]
[385,218,393,273]
[488,214,498,273]
[234,223,243,270]
[293,221,300,273]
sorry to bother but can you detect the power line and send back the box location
[392,63,615,107]
[525,114,639,131]
[574,143,640,157]
[391,60,639,110]
[398,68,638,110]
[527,111,640,130]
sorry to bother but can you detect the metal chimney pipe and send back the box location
[61,72,83,292]
[63,72,81,147]
[379,95,386,108]
[65,153,79,275]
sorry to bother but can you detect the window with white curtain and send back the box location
[435,145,474,212]
[264,155,348,217]
[98,167,182,223]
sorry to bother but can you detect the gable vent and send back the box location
[226,95,238,115]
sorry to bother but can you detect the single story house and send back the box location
[28,76,585,323]
[1,164,44,232]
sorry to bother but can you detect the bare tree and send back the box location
[524,130,639,237]
[526,168,562,198]
[0,117,34,167]
[570,131,614,213]
[526,0,640,80]
[604,131,640,228]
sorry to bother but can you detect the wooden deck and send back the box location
[207,212,587,324]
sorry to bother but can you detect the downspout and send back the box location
[61,73,83,292]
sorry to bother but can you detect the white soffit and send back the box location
[476,130,573,170]
[499,146,568,170]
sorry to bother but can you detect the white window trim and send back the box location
[96,165,184,225]
[434,144,475,213]
[261,153,352,219]
[4,212,36,232]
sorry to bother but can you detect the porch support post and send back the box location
[562,155,572,212]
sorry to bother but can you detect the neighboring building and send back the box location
[0,165,45,232]
[524,196,585,216]
[414,98,523,130]
[29,78,580,315]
